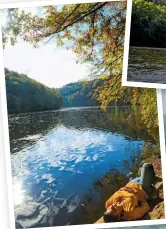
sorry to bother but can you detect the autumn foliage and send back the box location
[3,1,158,136]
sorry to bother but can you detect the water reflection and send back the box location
[128,47,166,83]
[9,106,156,154]
[9,107,157,228]
[13,182,25,205]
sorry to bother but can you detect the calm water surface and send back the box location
[9,107,154,228]
[128,47,166,83]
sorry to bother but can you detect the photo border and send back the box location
[122,0,166,90]
[0,0,126,9]
[157,89,166,217]
[0,1,166,229]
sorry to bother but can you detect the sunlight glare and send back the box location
[13,182,25,205]
[0,10,9,28]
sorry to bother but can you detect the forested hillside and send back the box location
[5,69,63,113]
[146,0,166,5]
[130,0,166,47]
[56,81,101,107]
[3,2,159,133]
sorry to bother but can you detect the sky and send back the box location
[2,7,89,88]
[4,41,89,88]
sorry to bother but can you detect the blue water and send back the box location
[9,107,150,228]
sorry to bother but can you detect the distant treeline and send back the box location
[5,69,103,113]
[5,69,63,113]
[5,68,158,139]
[55,81,102,107]
[5,68,145,115]
[130,0,166,47]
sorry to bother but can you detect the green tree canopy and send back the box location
[130,0,166,47]
[5,68,63,113]
[3,1,159,134]
[2,1,127,109]
[146,0,166,5]
[3,2,126,80]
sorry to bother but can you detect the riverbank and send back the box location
[130,46,166,51]
[94,146,164,223]
[140,152,164,220]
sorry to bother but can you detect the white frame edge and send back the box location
[0,0,166,229]
[0,23,16,229]
[0,0,126,9]
[157,89,166,218]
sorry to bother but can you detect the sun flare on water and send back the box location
[13,182,25,205]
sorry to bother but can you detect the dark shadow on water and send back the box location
[72,168,129,225]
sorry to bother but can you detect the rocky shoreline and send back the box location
[140,155,164,220]
[94,148,164,223]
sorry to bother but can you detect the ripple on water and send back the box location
[128,47,166,83]
[10,109,145,228]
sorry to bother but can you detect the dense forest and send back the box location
[56,81,102,107]
[130,0,166,47]
[5,69,63,113]
[146,0,166,4]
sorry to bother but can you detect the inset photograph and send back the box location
[122,0,166,88]
[0,1,165,228]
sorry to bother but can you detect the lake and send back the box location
[9,107,155,228]
[128,47,166,83]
